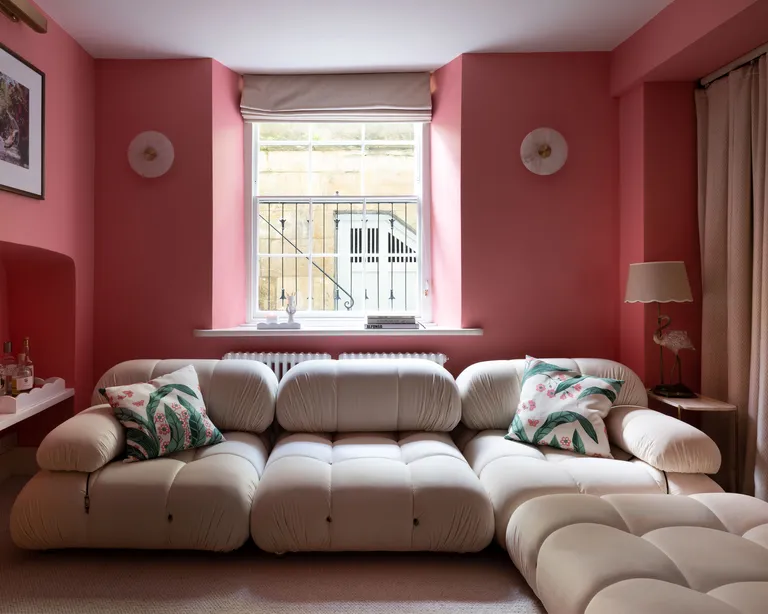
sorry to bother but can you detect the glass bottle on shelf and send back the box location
[11,354,33,396]
[22,337,33,380]
[1,342,15,396]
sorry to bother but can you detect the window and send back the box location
[248,122,430,320]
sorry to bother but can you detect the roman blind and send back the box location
[240,72,432,122]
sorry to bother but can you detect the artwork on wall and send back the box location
[0,43,44,199]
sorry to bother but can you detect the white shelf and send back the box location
[194,326,483,338]
[0,379,74,433]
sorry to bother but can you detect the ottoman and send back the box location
[506,493,768,614]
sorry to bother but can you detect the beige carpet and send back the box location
[0,477,543,614]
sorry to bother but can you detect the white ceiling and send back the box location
[36,0,674,74]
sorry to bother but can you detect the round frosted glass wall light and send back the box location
[521,128,568,176]
[128,131,175,178]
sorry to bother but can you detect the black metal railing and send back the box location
[257,198,418,313]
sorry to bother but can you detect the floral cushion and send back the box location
[505,356,623,457]
[101,365,224,462]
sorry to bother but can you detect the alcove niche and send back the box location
[0,241,76,445]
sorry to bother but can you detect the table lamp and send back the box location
[624,261,696,398]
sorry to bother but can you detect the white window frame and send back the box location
[244,122,432,325]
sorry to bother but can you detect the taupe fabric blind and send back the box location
[240,73,432,122]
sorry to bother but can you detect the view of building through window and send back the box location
[255,122,422,315]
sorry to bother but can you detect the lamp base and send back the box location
[652,383,697,398]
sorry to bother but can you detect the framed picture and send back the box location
[0,43,44,199]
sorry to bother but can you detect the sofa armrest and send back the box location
[606,405,721,474]
[37,404,125,472]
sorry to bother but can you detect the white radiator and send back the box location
[223,352,331,381]
[338,352,449,367]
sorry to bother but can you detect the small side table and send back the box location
[647,392,738,492]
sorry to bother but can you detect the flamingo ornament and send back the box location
[652,311,696,398]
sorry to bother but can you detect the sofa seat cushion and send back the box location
[251,431,494,553]
[506,493,768,614]
[11,432,268,552]
[463,430,723,544]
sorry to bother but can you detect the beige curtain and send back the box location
[697,55,768,499]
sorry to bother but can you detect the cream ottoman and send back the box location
[506,493,768,614]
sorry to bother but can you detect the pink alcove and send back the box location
[0,241,77,444]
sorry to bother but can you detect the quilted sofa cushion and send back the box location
[462,430,722,544]
[506,493,768,614]
[93,359,278,434]
[11,432,268,551]
[277,359,460,432]
[250,431,494,552]
[458,358,646,431]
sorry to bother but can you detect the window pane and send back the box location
[312,257,348,311]
[258,145,309,196]
[259,123,309,142]
[364,123,414,141]
[258,256,310,312]
[258,202,310,255]
[311,145,362,196]
[364,144,415,196]
[312,123,362,142]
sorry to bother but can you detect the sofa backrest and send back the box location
[93,359,278,433]
[457,358,647,431]
[276,359,461,432]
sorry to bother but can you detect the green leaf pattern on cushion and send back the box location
[572,430,585,455]
[103,365,223,463]
[578,386,617,404]
[505,357,623,458]
[532,410,599,444]
[505,414,530,444]
[554,376,588,396]
[521,359,570,386]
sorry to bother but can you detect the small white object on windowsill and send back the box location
[0,377,67,415]
[257,294,302,330]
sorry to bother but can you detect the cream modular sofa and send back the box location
[11,359,278,551]
[250,359,495,552]
[11,356,725,560]
[456,358,724,545]
[507,493,768,614]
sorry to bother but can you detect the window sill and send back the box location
[193,325,483,338]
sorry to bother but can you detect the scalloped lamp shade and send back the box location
[624,261,693,304]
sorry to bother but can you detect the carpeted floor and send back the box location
[0,477,544,614]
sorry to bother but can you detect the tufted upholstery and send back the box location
[506,493,768,614]
[456,359,723,547]
[93,359,278,433]
[12,359,279,552]
[252,359,493,552]
[251,431,493,552]
[276,359,460,432]
[457,358,647,431]
[12,432,269,551]
[461,430,722,544]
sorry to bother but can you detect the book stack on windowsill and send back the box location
[365,315,419,330]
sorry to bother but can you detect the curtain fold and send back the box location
[240,73,432,122]
[697,55,768,498]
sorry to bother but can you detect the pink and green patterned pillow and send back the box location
[505,356,623,458]
[101,365,224,462]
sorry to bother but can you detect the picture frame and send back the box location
[0,43,45,199]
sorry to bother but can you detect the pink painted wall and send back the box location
[617,82,701,391]
[643,82,701,392]
[618,85,646,380]
[457,53,620,366]
[0,3,94,414]
[211,62,245,329]
[430,57,463,328]
[612,0,768,95]
[95,59,217,377]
